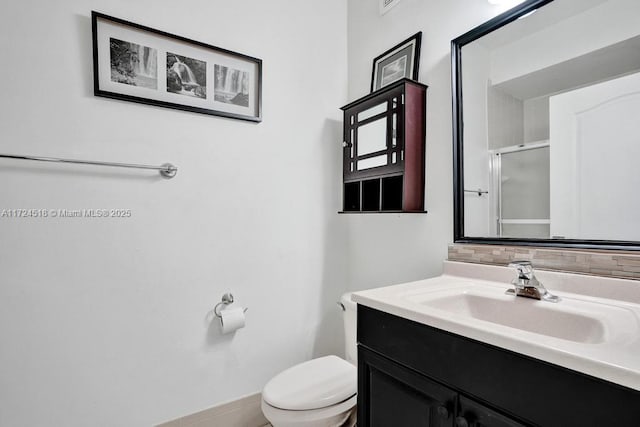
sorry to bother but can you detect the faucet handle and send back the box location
[508,260,534,279]
[506,261,560,303]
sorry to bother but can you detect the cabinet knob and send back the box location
[436,405,449,418]
[455,416,469,427]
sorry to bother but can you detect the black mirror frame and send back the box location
[451,0,640,251]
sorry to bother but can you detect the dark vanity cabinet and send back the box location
[358,306,640,427]
[359,347,456,427]
[360,347,525,427]
[340,79,427,213]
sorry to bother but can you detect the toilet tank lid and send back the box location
[340,292,357,311]
[262,355,356,411]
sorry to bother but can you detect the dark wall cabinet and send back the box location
[358,305,640,427]
[340,79,427,213]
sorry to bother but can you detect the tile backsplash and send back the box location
[448,244,640,280]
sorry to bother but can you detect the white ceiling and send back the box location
[494,35,640,99]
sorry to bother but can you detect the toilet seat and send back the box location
[262,355,357,410]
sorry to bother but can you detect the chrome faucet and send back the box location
[507,261,560,303]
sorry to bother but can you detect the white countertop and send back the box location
[352,261,640,391]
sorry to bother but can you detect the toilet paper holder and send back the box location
[214,293,248,317]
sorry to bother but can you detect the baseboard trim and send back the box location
[156,392,269,427]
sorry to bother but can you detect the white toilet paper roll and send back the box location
[219,307,246,334]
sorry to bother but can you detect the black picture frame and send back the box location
[371,32,421,92]
[451,0,640,251]
[92,11,262,122]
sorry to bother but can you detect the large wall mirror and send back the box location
[452,0,640,250]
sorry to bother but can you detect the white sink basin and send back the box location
[405,284,636,345]
[352,261,640,391]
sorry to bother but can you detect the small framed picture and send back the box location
[92,11,262,122]
[371,32,421,92]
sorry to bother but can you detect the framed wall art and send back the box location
[92,11,262,122]
[371,32,421,92]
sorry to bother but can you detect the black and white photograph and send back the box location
[167,53,207,99]
[214,65,250,107]
[371,31,421,92]
[93,12,262,121]
[380,56,407,87]
[109,38,158,89]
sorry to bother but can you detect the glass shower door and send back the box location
[495,144,550,238]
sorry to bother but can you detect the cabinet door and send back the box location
[457,396,529,427]
[359,346,456,427]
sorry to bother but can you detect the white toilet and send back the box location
[261,293,357,427]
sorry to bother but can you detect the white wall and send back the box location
[0,1,347,426]
[487,86,524,149]
[345,0,513,288]
[524,96,550,142]
[461,41,491,237]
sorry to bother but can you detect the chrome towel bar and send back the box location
[0,153,177,179]
[464,188,488,196]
